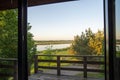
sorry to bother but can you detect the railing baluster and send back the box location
[14,61,18,80]
[34,55,38,73]
[57,56,61,76]
[83,56,87,78]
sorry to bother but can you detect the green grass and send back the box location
[30,63,34,74]
[76,72,104,78]
[116,51,120,57]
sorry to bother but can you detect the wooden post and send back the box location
[13,60,18,80]
[83,56,87,78]
[34,55,38,73]
[18,0,28,79]
[57,56,60,76]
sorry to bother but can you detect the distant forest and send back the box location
[35,40,73,45]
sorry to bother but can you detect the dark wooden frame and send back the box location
[0,0,118,80]
[18,0,28,80]
[18,0,115,80]
[104,0,116,80]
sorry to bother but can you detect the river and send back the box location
[37,44,71,51]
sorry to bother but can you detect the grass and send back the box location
[30,63,35,74]
[76,72,104,78]
[116,51,120,57]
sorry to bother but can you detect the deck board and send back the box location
[29,73,104,80]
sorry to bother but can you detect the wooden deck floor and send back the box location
[29,73,104,80]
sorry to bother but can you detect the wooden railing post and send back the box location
[57,56,60,76]
[83,56,87,78]
[34,55,38,73]
[13,60,18,80]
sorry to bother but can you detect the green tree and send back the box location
[71,28,94,55]
[0,10,36,79]
[70,28,104,56]
[0,10,18,58]
[27,23,36,75]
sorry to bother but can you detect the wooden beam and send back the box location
[0,0,75,11]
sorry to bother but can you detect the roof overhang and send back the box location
[0,0,75,11]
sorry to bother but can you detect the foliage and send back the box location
[89,30,104,55]
[116,51,120,57]
[0,10,36,60]
[0,10,18,58]
[0,10,36,79]
[42,45,54,66]
[70,28,94,55]
[70,28,104,56]
[43,45,53,56]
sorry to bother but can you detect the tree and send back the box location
[71,28,94,55]
[70,28,104,56]
[0,10,36,59]
[0,10,18,58]
[0,10,36,79]
[88,30,104,55]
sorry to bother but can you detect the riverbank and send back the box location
[37,44,71,51]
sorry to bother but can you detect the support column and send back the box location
[18,0,28,80]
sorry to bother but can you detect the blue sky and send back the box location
[28,0,103,40]
[116,0,120,39]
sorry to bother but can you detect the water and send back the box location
[116,45,120,51]
[37,44,71,51]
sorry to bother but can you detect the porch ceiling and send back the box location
[0,0,75,11]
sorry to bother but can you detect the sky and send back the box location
[116,0,120,39]
[28,0,104,40]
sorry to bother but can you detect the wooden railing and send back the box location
[34,54,105,78]
[0,58,18,80]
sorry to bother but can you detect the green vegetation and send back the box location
[70,28,104,56]
[35,40,72,45]
[116,51,120,57]
[38,48,69,55]
[38,47,71,63]
[0,10,36,79]
[76,72,104,78]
